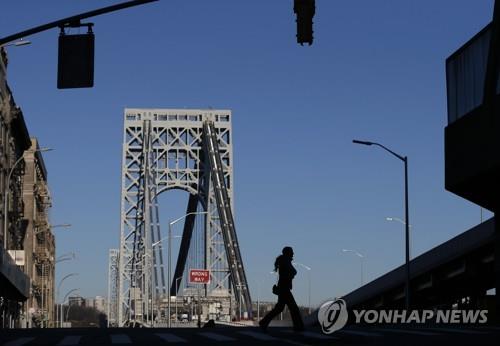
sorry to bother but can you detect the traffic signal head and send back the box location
[294,0,316,45]
[57,28,94,89]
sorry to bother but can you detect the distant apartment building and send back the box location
[83,296,106,313]
[68,296,85,307]
[85,298,94,309]
[94,296,105,313]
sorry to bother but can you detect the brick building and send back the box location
[0,46,54,328]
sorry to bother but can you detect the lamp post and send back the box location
[50,254,75,328]
[3,147,52,249]
[293,262,312,314]
[167,211,208,327]
[353,139,411,310]
[52,253,75,327]
[253,276,268,322]
[140,250,153,326]
[151,234,180,327]
[256,281,261,322]
[386,217,412,259]
[60,288,80,328]
[342,249,364,286]
[65,294,83,322]
[175,277,182,325]
[39,237,73,328]
[235,284,245,320]
[56,273,78,327]
[40,262,47,328]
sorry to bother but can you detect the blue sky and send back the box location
[1,0,495,308]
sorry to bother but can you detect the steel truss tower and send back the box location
[117,109,251,326]
[107,249,119,327]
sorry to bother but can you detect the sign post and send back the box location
[188,269,210,327]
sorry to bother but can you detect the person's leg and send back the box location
[284,291,304,330]
[259,295,286,328]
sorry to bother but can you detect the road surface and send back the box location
[1,324,500,345]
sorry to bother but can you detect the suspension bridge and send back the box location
[107,109,252,327]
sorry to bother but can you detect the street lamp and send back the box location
[0,38,31,48]
[256,280,262,322]
[3,147,53,249]
[175,277,182,325]
[139,250,155,326]
[151,235,181,248]
[56,273,78,327]
[342,249,364,286]
[51,223,72,229]
[61,288,80,328]
[39,240,73,328]
[65,293,83,323]
[55,252,77,326]
[35,223,72,235]
[293,262,312,314]
[353,139,411,310]
[386,217,404,225]
[386,217,412,259]
[148,235,182,327]
[167,211,208,328]
[56,252,76,263]
[46,253,75,327]
[235,284,245,320]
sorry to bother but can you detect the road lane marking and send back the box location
[477,326,500,331]
[111,334,132,344]
[282,330,337,339]
[281,340,312,346]
[4,338,36,346]
[155,333,187,343]
[238,331,277,341]
[372,328,441,336]
[58,335,82,345]
[239,331,312,346]
[425,327,489,335]
[337,329,383,337]
[198,332,236,341]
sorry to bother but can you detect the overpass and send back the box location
[343,219,496,311]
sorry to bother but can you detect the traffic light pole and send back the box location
[0,0,158,46]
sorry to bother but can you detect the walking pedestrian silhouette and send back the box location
[259,246,304,332]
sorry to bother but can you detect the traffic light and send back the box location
[294,0,316,45]
[57,25,94,89]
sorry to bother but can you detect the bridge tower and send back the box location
[107,249,119,327]
[117,109,251,326]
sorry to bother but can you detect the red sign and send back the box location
[189,269,211,284]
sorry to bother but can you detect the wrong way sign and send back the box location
[189,269,210,284]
